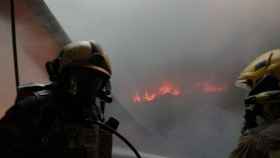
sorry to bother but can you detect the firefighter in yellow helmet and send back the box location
[230,49,280,158]
[0,40,114,158]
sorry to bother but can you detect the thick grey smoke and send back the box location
[1,0,280,157]
[44,0,280,157]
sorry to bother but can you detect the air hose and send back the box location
[92,120,142,158]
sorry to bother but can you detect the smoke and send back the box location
[0,0,279,157]
[43,0,280,157]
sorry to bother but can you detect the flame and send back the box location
[159,81,182,96]
[143,91,157,102]
[171,89,181,96]
[194,81,227,93]
[133,92,142,103]
[132,81,181,103]
[132,80,228,103]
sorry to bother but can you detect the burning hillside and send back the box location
[132,80,228,104]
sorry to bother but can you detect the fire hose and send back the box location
[91,120,142,158]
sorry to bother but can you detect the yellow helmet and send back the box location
[236,49,280,90]
[237,49,280,134]
[58,40,112,77]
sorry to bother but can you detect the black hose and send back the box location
[92,121,142,158]
[10,0,20,93]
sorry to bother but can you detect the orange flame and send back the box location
[159,81,182,96]
[194,81,227,93]
[143,91,157,102]
[133,92,142,103]
[132,81,182,103]
[171,89,181,96]
[132,80,228,103]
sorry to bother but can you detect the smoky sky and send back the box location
[1,0,280,157]
[45,0,280,93]
[43,1,280,157]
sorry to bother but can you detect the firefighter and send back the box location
[230,49,280,158]
[0,40,113,158]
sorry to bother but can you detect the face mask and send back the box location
[68,68,106,102]
[249,75,280,96]
[63,68,111,121]
[242,75,280,134]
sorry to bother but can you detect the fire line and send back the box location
[132,80,227,103]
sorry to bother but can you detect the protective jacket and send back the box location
[230,119,280,158]
[0,85,112,158]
